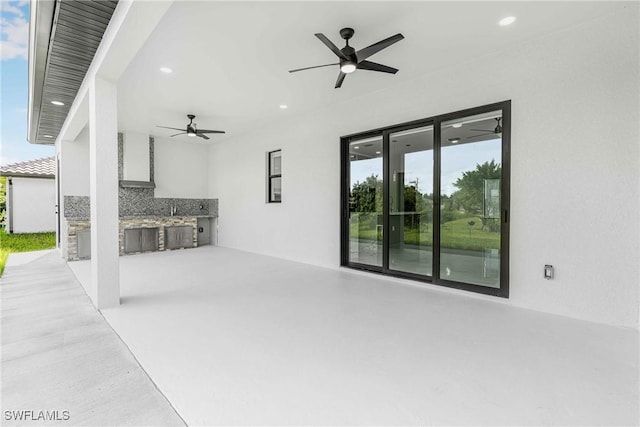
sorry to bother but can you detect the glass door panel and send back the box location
[348,136,383,267]
[440,111,503,288]
[388,126,434,276]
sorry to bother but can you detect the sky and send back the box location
[1,0,54,166]
[351,137,501,197]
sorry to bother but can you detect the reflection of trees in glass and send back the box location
[349,175,383,242]
[449,160,501,232]
[451,160,501,214]
[404,184,433,227]
[350,175,382,213]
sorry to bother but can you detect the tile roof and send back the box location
[0,157,56,178]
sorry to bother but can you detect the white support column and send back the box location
[88,76,120,309]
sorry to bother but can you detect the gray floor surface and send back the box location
[0,251,185,426]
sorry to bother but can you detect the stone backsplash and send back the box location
[64,195,218,219]
[64,196,91,220]
[64,133,218,220]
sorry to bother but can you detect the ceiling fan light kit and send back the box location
[289,27,404,88]
[340,61,357,74]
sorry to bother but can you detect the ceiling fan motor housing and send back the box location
[340,27,355,41]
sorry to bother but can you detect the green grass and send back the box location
[440,217,500,250]
[350,214,500,251]
[0,232,56,276]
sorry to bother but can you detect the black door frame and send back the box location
[340,100,511,298]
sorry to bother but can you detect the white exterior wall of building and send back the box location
[208,8,639,328]
[8,177,56,233]
[154,137,210,198]
[61,127,91,197]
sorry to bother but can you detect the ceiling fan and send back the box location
[289,27,404,88]
[467,117,503,140]
[157,114,225,140]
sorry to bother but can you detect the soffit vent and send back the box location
[30,0,118,145]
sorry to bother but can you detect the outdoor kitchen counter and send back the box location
[120,215,216,220]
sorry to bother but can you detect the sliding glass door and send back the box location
[440,110,504,289]
[347,135,383,267]
[341,101,510,297]
[388,126,434,277]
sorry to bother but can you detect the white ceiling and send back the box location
[116,1,624,142]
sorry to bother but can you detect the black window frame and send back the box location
[267,149,282,203]
[340,100,511,298]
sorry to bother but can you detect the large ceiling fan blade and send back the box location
[356,60,398,74]
[315,33,349,60]
[197,133,210,140]
[356,33,404,61]
[289,63,339,73]
[170,132,187,137]
[335,71,347,88]
[197,129,226,134]
[157,126,185,131]
[467,132,493,139]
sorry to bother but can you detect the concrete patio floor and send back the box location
[68,246,638,426]
[0,250,184,426]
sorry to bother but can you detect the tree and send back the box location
[350,174,382,213]
[451,160,501,216]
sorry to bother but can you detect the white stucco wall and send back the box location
[8,177,56,233]
[154,137,209,198]
[122,131,150,181]
[209,7,639,328]
[61,127,90,197]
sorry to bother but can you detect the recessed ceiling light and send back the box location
[499,16,516,26]
[160,67,173,74]
[51,101,64,106]
[375,151,381,154]
[449,138,461,144]
[279,104,288,109]
[43,135,54,138]
[452,123,462,128]
[354,146,360,149]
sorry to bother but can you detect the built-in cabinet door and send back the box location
[141,228,159,252]
[197,218,210,246]
[124,229,142,253]
[77,230,91,259]
[180,226,193,248]
[124,227,159,253]
[165,226,193,249]
[165,227,178,249]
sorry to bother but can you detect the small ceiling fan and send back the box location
[467,117,503,140]
[157,114,225,140]
[289,27,404,88]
